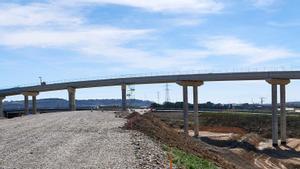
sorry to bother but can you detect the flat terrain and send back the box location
[0,111,166,169]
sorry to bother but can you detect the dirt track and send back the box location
[0,111,164,169]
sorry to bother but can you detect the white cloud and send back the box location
[0,3,82,27]
[199,36,297,64]
[58,0,224,14]
[0,1,219,70]
[0,1,296,70]
[169,18,204,26]
[250,0,278,8]
[0,26,205,70]
[0,27,151,48]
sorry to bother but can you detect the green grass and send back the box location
[162,145,218,169]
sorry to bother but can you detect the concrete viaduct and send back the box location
[0,71,300,146]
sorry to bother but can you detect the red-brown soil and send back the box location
[199,126,247,135]
[125,112,261,169]
[124,112,300,169]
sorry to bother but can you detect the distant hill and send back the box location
[3,98,153,110]
[287,102,300,107]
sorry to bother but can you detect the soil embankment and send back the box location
[147,113,300,168]
[124,112,260,169]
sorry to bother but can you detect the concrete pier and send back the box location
[68,87,76,111]
[0,96,5,118]
[193,85,199,137]
[267,79,290,146]
[182,84,188,135]
[279,81,290,144]
[177,80,204,136]
[193,82,204,137]
[121,84,127,111]
[271,84,278,146]
[23,92,39,115]
[24,95,29,115]
[32,95,37,114]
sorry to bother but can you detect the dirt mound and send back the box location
[199,126,246,135]
[125,111,141,119]
[125,113,260,169]
[114,110,133,118]
[240,133,264,147]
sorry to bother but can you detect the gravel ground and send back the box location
[130,131,172,169]
[0,111,167,169]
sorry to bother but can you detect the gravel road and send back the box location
[0,111,167,169]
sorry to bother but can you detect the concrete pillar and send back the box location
[24,95,29,115]
[68,87,76,111]
[32,95,37,114]
[193,85,199,137]
[121,84,127,111]
[271,84,278,147]
[280,84,287,145]
[182,85,189,135]
[177,80,204,136]
[0,96,5,118]
[267,79,290,146]
[23,92,39,115]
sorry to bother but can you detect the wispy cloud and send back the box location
[57,0,224,14]
[199,36,297,64]
[168,18,205,26]
[0,3,82,27]
[0,27,151,48]
[250,0,278,8]
[0,1,214,70]
[0,1,296,71]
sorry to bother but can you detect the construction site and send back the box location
[1,72,300,169]
[1,1,300,168]
[0,105,299,169]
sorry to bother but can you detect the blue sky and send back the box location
[0,0,300,103]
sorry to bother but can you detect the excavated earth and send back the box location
[0,111,169,169]
[125,112,300,169]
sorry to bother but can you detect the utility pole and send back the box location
[165,83,170,103]
[127,85,135,108]
[38,76,42,84]
[157,92,160,104]
[260,97,266,105]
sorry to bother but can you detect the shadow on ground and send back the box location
[199,137,300,159]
